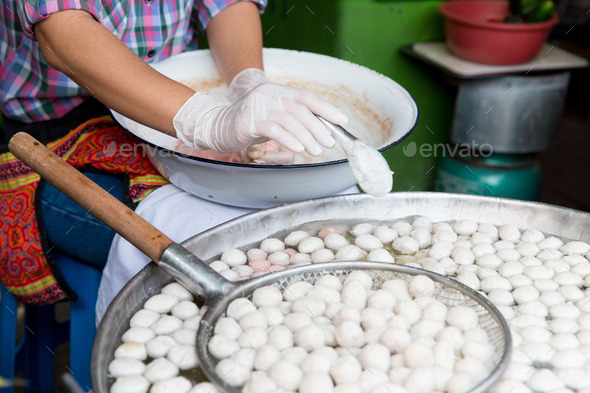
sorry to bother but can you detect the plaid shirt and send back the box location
[0,0,265,123]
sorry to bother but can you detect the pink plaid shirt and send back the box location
[0,0,265,123]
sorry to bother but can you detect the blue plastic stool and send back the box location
[0,253,102,393]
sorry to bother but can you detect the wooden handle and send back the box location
[9,132,174,263]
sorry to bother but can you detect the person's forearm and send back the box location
[35,10,193,135]
[206,2,264,85]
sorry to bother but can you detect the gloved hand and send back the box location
[229,68,267,101]
[173,69,348,157]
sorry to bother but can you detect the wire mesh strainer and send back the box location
[194,260,512,393]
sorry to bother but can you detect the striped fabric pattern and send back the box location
[0,0,266,123]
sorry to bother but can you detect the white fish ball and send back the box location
[290,252,312,265]
[528,369,565,392]
[550,333,581,350]
[462,341,495,362]
[214,317,243,340]
[433,231,458,244]
[411,228,432,249]
[221,248,247,267]
[480,276,512,293]
[145,335,176,358]
[151,315,182,336]
[408,275,435,298]
[380,327,412,353]
[150,376,192,393]
[239,311,268,331]
[498,224,521,241]
[535,279,559,293]
[251,286,282,308]
[454,240,473,249]
[404,342,434,368]
[367,289,396,310]
[456,272,480,290]
[470,232,493,245]
[284,281,314,302]
[260,238,285,253]
[429,241,453,260]
[519,228,544,242]
[433,222,453,232]
[489,380,532,393]
[309,285,341,305]
[561,241,590,255]
[171,328,196,346]
[143,357,179,383]
[577,330,590,345]
[267,251,290,267]
[208,334,240,360]
[350,222,375,237]
[550,318,580,334]
[392,221,413,236]
[299,372,334,393]
[121,327,155,344]
[498,261,525,278]
[496,248,521,261]
[550,303,581,319]
[487,289,514,306]
[209,260,229,273]
[373,225,398,243]
[253,345,281,371]
[295,324,326,351]
[571,261,590,276]
[476,254,503,269]
[554,271,584,286]
[434,340,455,370]
[389,367,412,386]
[143,294,179,314]
[299,354,332,375]
[298,236,325,254]
[267,325,293,350]
[354,233,383,251]
[344,270,373,289]
[386,315,408,330]
[247,248,267,262]
[283,312,312,332]
[216,358,250,387]
[476,223,499,238]
[552,348,587,368]
[519,325,552,342]
[446,306,478,331]
[509,274,533,288]
[324,233,349,251]
[160,282,193,302]
[341,281,367,309]
[361,307,388,330]
[219,269,240,281]
[559,285,585,301]
[367,248,395,263]
[335,244,366,261]
[451,246,475,265]
[357,370,388,393]
[171,301,199,321]
[335,321,365,347]
[109,375,149,393]
[358,343,390,372]
[439,257,458,275]
[114,342,147,361]
[392,236,420,255]
[311,248,335,263]
[411,216,432,228]
[537,249,564,262]
[268,359,303,391]
[472,242,496,258]
[404,367,435,393]
[108,357,145,377]
[395,299,422,325]
[316,275,343,291]
[421,300,448,322]
[238,327,268,348]
[285,230,310,247]
[525,265,555,280]
[382,279,412,301]
[419,258,445,275]
[521,341,555,363]
[556,369,590,390]
[538,236,564,249]
[563,254,588,266]
[129,309,160,329]
[258,306,284,326]
[475,267,498,280]
[411,319,444,338]
[452,220,478,236]
[516,241,541,257]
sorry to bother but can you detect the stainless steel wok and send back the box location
[92,192,590,392]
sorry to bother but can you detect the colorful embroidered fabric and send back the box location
[0,116,169,305]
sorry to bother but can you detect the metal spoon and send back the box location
[318,117,393,197]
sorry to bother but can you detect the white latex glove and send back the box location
[229,68,267,101]
[173,70,348,156]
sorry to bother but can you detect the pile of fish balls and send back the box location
[208,272,495,393]
[109,216,590,393]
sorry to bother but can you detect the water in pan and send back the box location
[108,216,590,393]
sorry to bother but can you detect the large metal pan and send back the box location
[110,49,418,208]
[91,190,590,391]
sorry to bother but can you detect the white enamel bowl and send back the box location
[111,48,418,208]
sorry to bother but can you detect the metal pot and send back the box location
[92,191,590,392]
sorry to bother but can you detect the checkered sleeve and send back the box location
[16,0,104,39]
[194,0,267,33]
